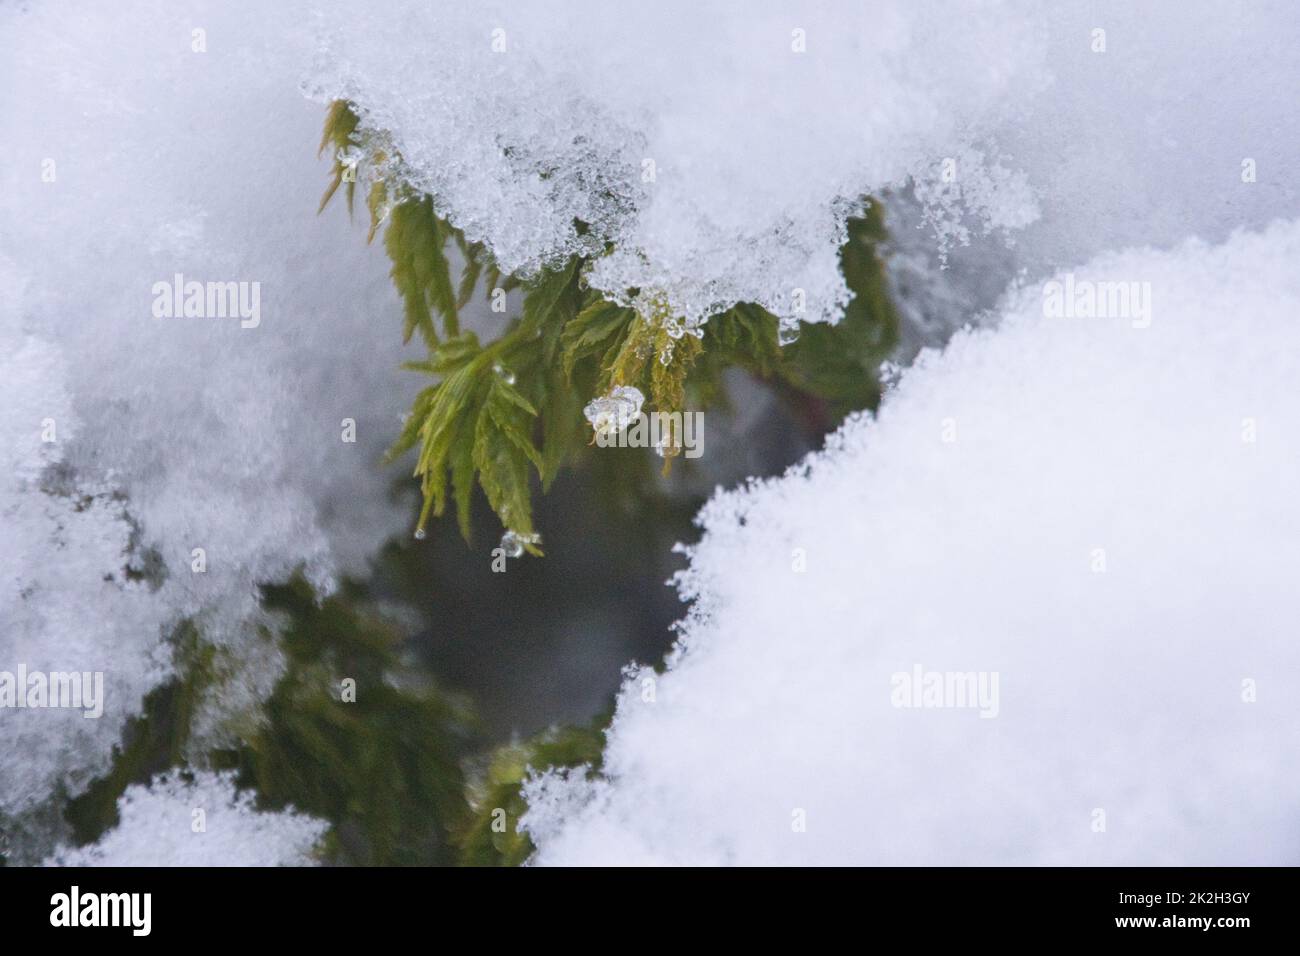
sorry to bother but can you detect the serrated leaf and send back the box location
[365,179,388,243]
[427,330,482,374]
[538,378,583,490]
[561,300,634,378]
[386,202,437,347]
[385,197,462,346]
[488,377,538,417]
[385,385,437,463]
[473,404,536,538]
[317,100,361,216]
[521,257,579,334]
[457,247,484,310]
[449,430,476,542]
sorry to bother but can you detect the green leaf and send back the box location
[561,299,635,378]
[456,237,485,310]
[473,398,537,539]
[521,257,580,336]
[385,196,462,346]
[449,430,477,542]
[317,100,361,216]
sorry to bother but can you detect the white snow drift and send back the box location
[523,221,1300,865]
[0,0,417,825]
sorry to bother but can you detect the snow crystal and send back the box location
[44,771,326,867]
[522,220,1300,865]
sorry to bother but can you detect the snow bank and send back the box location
[0,258,172,818]
[45,771,326,867]
[0,0,417,819]
[522,220,1300,865]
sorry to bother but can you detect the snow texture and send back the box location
[309,1,1300,337]
[1,0,419,821]
[308,0,1047,332]
[523,221,1300,865]
[45,771,326,867]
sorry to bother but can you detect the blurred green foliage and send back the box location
[49,575,618,868]
[58,576,478,866]
[212,576,475,866]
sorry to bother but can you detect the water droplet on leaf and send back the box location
[499,529,540,558]
[584,385,645,439]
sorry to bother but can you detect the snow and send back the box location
[884,0,1300,348]
[522,220,1300,865]
[308,0,1048,332]
[0,262,172,817]
[44,771,326,867]
[309,1,1300,337]
[3,0,1299,864]
[0,0,419,822]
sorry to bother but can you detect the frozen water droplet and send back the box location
[492,362,516,385]
[499,529,540,558]
[659,345,674,365]
[778,324,800,346]
[413,528,427,541]
[500,530,524,558]
[584,385,645,438]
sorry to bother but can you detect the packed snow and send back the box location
[523,221,1300,864]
